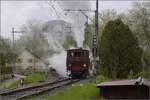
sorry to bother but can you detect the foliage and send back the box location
[83,9,118,49]
[0,37,16,66]
[83,24,94,48]
[98,9,118,34]
[96,75,109,84]
[63,35,77,49]
[127,70,135,79]
[120,1,150,79]
[100,19,142,79]
[141,51,150,79]
[83,2,150,79]
[125,2,150,50]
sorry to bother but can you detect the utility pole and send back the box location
[11,27,24,73]
[12,27,15,48]
[92,0,99,76]
[0,31,1,39]
[11,27,15,74]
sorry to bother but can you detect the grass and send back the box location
[0,80,20,89]
[8,72,46,89]
[44,75,108,100]
[27,83,100,100]
[8,80,20,89]
[46,83,99,100]
[24,72,46,84]
[0,83,6,89]
[26,75,109,100]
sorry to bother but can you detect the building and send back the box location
[15,49,49,73]
[97,77,150,99]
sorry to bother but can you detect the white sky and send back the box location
[0,1,134,39]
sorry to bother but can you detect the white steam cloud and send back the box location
[49,50,67,77]
[57,1,91,47]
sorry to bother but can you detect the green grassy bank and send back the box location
[8,72,46,89]
[27,75,108,100]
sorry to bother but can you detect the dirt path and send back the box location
[0,74,26,89]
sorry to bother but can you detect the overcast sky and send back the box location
[1,1,134,39]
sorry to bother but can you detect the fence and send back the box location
[0,66,13,81]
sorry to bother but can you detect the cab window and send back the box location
[74,51,82,57]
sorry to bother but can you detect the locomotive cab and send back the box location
[66,48,90,78]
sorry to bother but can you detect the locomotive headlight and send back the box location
[68,64,71,67]
[83,64,87,67]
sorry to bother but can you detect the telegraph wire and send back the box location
[48,1,61,19]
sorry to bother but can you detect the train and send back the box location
[66,48,90,78]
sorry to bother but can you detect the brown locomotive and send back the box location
[66,48,90,78]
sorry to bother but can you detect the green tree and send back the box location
[63,35,77,49]
[83,9,118,49]
[0,37,15,66]
[83,24,94,48]
[99,9,118,33]
[120,1,150,79]
[100,19,142,79]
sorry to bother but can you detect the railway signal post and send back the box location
[92,0,99,76]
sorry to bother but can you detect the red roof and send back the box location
[97,78,150,87]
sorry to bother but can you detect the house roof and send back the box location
[97,77,150,87]
[24,48,41,59]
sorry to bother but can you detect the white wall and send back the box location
[16,50,47,71]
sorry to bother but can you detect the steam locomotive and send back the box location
[66,48,90,78]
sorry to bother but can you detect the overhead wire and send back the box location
[48,0,71,21]
[48,0,90,35]
[48,1,61,19]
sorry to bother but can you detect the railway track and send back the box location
[0,78,80,100]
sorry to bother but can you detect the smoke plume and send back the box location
[57,1,91,47]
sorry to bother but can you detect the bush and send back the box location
[96,75,109,84]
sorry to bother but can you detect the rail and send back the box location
[0,78,80,100]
